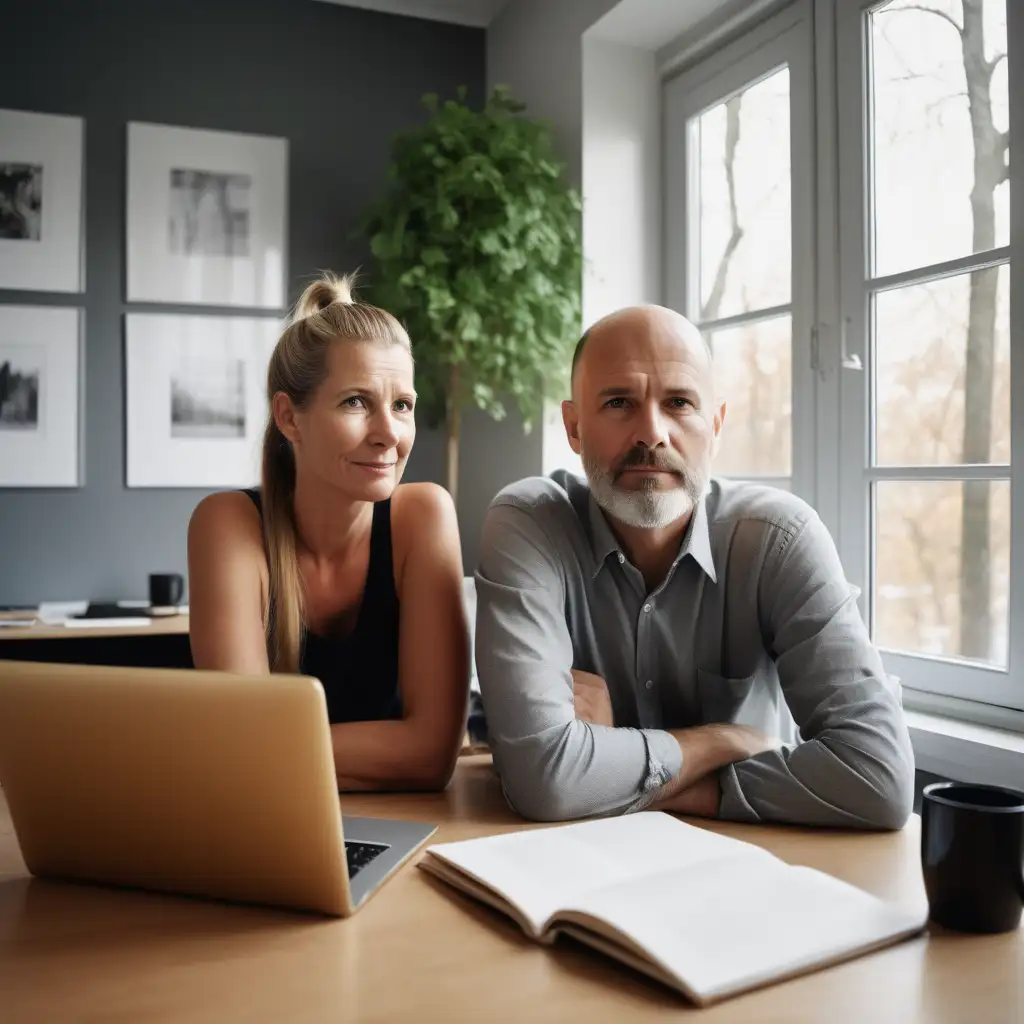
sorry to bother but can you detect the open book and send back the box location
[419,812,926,1005]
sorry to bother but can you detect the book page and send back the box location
[425,812,770,936]
[559,857,926,1003]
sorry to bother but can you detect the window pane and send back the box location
[706,315,791,477]
[874,479,1009,666]
[874,264,1010,466]
[870,0,1009,277]
[697,67,790,319]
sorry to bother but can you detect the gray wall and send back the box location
[453,0,619,572]
[487,0,620,186]
[0,0,483,606]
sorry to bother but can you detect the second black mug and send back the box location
[149,572,184,611]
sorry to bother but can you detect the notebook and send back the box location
[418,812,927,1006]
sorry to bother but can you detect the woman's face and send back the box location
[278,340,417,502]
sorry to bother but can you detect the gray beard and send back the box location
[582,449,707,529]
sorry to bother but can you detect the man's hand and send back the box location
[650,723,782,807]
[571,669,614,727]
[655,773,721,818]
[713,723,783,761]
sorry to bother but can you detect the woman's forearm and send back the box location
[329,718,459,791]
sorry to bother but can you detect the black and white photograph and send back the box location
[126,313,279,487]
[0,306,81,487]
[168,168,251,257]
[127,122,287,307]
[170,346,246,438]
[0,108,83,293]
[0,347,42,430]
[0,164,43,241]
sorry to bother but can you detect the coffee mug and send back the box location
[149,572,184,611]
[921,781,1024,933]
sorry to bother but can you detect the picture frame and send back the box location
[125,312,280,488]
[126,122,288,309]
[0,305,82,487]
[0,108,84,293]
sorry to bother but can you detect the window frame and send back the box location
[835,0,1022,709]
[663,0,818,504]
[663,0,1021,713]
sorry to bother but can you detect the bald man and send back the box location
[474,305,914,828]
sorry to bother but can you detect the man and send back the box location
[474,305,914,828]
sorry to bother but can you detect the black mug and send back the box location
[149,572,184,610]
[921,781,1024,933]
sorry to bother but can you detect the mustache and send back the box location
[614,446,689,476]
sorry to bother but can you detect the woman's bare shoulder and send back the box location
[390,482,456,531]
[188,490,265,553]
[389,483,460,577]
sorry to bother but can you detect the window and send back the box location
[665,5,816,497]
[837,0,1019,708]
[665,0,1021,711]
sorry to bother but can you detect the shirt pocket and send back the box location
[696,668,765,728]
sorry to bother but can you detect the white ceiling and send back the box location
[313,0,510,28]
[586,0,727,50]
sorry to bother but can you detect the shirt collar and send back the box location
[683,495,718,583]
[588,490,718,584]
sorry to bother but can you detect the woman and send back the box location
[188,272,469,791]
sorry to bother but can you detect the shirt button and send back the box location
[617,553,625,564]
[643,603,652,613]
[645,679,653,690]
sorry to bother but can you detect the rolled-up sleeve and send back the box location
[718,512,915,829]
[475,500,682,821]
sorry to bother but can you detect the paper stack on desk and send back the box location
[38,601,151,628]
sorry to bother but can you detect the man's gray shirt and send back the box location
[474,470,915,828]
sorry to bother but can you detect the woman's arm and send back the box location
[187,492,270,675]
[329,484,470,791]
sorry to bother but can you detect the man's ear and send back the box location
[272,392,301,445]
[711,400,727,457]
[561,399,582,455]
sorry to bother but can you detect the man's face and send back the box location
[562,308,725,530]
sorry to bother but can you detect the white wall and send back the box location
[580,36,661,326]
[540,34,662,477]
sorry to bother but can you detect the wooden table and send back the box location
[0,613,190,642]
[0,756,1020,1023]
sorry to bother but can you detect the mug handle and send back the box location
[171,574,184,607]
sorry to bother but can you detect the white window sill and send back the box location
[906,710,1024,792]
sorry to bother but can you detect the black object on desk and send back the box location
[150,573,185,609]
[921,781,1024,933]
[72,603,152,620]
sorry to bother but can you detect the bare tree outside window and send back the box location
[870,0,1010,666]
[695,68,792,480]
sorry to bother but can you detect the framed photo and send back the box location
[0,108,84,293]
[126,122,287,308]
[0,305,82,487]
[125,313,280,488]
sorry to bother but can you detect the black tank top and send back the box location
[242,489,402,724]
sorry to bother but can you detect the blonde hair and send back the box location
[261,271,411,672]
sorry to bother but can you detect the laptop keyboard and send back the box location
[345,840,390,878]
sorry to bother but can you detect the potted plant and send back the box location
[357,86,583,505]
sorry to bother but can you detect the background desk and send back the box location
[0,756,1020,1023]
[0,614,192,668]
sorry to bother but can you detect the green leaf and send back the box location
[355,85,583,430]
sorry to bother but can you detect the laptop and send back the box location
[0,660,437,916]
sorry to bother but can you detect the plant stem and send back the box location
[446,363,460,507]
